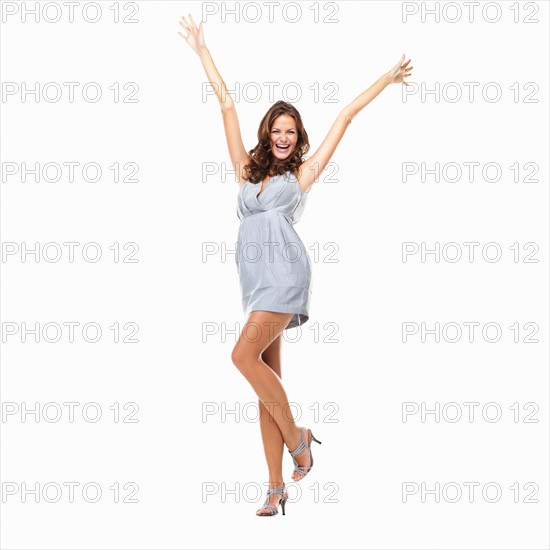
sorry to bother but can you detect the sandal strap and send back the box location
[289,440,306,457]
[266,486,285,496]
[289,429,307,458]
[289,429,314,477]
[258,485,286,515]
[259,503,278,515]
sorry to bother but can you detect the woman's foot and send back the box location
[256,482,288,516]
[289,426,314,481]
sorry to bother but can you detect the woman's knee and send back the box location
[230,344,243,368]
[232,311,290,369]
[231,343,257,370]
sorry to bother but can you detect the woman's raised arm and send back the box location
[297,54,413,192]
[178,13,250,184]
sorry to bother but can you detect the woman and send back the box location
[178,13,413,516]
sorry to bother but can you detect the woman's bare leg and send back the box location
[255,334,286,513]
[231,310,311,482]
[259,333,284,481]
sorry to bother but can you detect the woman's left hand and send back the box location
[386,54,413,86]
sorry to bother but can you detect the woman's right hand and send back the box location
[178,13,206,55]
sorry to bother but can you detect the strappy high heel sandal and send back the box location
[288,426,322,481]
[256,483,288,516]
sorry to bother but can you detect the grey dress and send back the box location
[235,170,312,330]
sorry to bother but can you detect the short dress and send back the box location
[235,170,312,330]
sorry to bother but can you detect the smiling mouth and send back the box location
[275,144,290,152]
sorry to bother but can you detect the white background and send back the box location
[1,0,548,549]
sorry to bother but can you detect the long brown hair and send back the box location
[243,100,310,184]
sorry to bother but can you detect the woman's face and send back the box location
[269,114,298,160]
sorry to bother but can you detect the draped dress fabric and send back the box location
[235,170,312,330]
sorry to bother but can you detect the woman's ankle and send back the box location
[286,425,303,452]
[267,479,284,488]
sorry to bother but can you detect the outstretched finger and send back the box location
[189,13,198,28]
[396,53,405,67]
[180,15,191,29]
